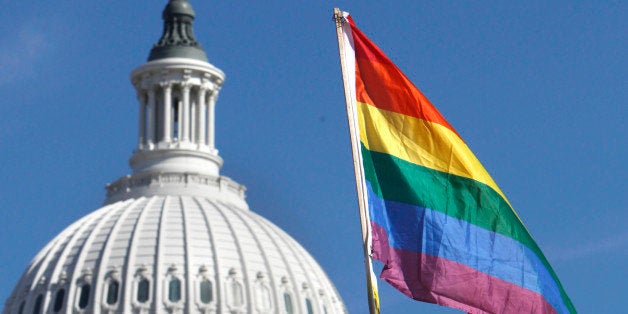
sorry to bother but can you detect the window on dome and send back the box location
[78,284,91,309]
[137,278,150,303]
[168,278,182,302]
[199,279,213,304]
[305,298,314,314]
[228,279,244,307]
[53,288,65,312]
[18,300,25,314]
[283,292,294,314]
[255,283,272,311]
[106,280,120,305]
[32,294,43,314]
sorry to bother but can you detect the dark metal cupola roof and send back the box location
[148,0,208,62]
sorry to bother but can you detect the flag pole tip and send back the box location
[333,8,346,25]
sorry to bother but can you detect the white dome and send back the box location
[3,191,345,314]
[3,1,347,313]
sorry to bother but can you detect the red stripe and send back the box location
[347,16,459,137]
[371,222,557,314]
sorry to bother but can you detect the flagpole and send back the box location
[333,8,379,314]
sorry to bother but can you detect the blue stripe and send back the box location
[366,181,568,314]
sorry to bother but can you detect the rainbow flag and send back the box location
[337,11,575,314]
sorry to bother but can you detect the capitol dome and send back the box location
[2,1,346,313]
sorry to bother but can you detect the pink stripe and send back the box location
[371,223,557,314]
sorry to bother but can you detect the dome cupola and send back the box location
[110,0,229,204]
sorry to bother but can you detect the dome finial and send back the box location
[148,0,208,62]
[164,0,195,18]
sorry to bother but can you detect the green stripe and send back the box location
[362,144,575,312]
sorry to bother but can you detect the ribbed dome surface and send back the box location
[3,195,345,313]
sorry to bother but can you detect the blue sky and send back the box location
[1,1,625,313]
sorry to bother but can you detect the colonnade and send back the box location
[137,80,218,151]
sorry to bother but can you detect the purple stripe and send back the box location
[372,223,557,314]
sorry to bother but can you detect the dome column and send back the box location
[197,87,207,147]
[146,87,157,149]
[207,92,217,151]
[138,91,147,149]
[182,82,192,143]
[161,82,173,144]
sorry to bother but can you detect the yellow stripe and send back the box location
[358,101,510,204]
